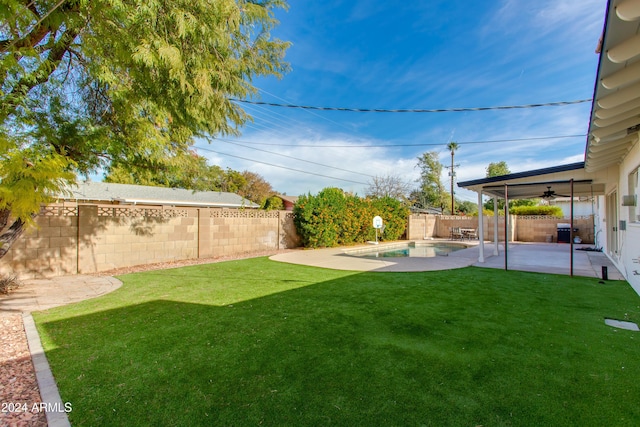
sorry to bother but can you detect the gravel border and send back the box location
[0,313,47,427]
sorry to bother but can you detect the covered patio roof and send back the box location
[586,0,640,172]
[457,162,606,200]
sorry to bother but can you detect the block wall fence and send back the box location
[1,204,301,279]
[407,214,595,244]
[1,206,595,279]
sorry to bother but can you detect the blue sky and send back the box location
[194,0,608,201]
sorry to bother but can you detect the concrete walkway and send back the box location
[0,275,122,313]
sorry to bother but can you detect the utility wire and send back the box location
[194,145,370,186]
[216,134,587,148]
[257,88,354,131]
[230,98,592,113]
[214,138,375,178]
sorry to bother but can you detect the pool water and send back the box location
[350,242,466,258]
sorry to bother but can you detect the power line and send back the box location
[194,145,369,186]
[215,134,587,148]
[257,88,352,132]
[230,98,592,113]
[214,138,375,178]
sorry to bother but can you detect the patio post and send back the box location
[478,190,484,262]
[504,184,509,271]
[570,179,574,277]
[493,197,499,255]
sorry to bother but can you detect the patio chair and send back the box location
[465,228,478,240]
[450,227,463,240]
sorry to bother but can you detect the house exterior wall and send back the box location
[0,204,300,279]
[549,200,594,217]
[605,142,640,295]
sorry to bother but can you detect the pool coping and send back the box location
[343,240,469,256]
[269,239,481,272]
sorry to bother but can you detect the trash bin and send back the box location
[557,223,571,243]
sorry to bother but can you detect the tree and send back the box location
[456,199,478,215]
[484,161,511,211]
[105,151,226,191]
[220,169,247,194]
[365,174,411,203]
[237,171,274,205]
[486,161,511,178]
[446,142,459,214]
[261,195,284,211]
[413,151,447,211]
[482,161,541,211]
[0,0,290,257]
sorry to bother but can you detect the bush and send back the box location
[261,195,284,211]
[510,205,563,217]
[293,188,410,248]
[0,274,20,294]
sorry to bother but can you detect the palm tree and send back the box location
[446,142,459,214]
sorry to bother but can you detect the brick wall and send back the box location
[1,204,300,279]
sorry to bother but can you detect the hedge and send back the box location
[293,188,410,248]
[509,205,564,217]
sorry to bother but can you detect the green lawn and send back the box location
[34,257,640,426]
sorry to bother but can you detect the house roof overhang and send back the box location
[457,162,606,199]
[586,0,640,172]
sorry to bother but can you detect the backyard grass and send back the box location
[33,257,640,426]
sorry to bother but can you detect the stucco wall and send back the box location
[0,204,299,279]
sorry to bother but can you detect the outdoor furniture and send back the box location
[462,228,478,240]
[450,227,463,240]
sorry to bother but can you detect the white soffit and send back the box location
[587,0,640,172]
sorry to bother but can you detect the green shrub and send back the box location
[261,195,284,211]
[510,205,563,217]
[293,188,410,248]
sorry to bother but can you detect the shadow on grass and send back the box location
[35,265,640,426]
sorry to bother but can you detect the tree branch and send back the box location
[1,26,81,118]
[0,216,32,259]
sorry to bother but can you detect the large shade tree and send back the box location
[0,0,290,256]
[412,151,448,211]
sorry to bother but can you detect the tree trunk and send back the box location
[0,217,28,259]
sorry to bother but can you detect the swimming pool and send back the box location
[347,242,467,258]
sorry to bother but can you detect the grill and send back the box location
[557,223,578,243]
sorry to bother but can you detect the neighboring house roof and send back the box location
[58,181,259,208]
[410,206,443,215]
[278,195,299,205]
[585,0,640,172]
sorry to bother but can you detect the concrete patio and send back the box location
[270,240,625,281]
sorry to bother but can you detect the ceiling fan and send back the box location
[540,186,569,199]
